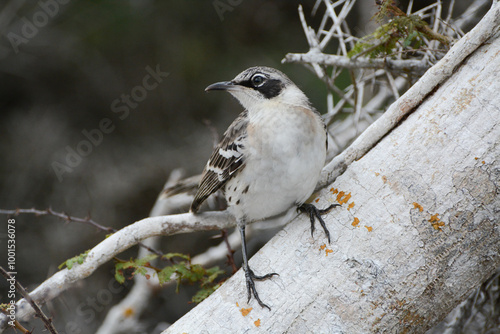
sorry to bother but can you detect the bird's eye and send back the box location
[251,74,266,87]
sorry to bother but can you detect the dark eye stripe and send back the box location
[257,79,284,99]
[237,76,284,99]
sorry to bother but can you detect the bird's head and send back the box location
[205,66,309,111]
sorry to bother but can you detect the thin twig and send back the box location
[0,207,114,232]
[0,208,165,257]
[220,229,237,274]
[0,266,59,334]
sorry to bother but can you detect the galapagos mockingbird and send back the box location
[191,66,338,309]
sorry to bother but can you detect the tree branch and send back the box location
[0,208,114,233]
[0,208,165,257]
[0,266,58,333]
[283,51,431,74]
[0,211,236,327]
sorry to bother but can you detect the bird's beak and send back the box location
[205,81,238,92]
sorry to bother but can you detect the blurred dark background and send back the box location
[0,0,486,332]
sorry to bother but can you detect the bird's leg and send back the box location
[298,203,340,244]
[239,224,278,310]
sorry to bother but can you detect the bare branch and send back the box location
[0,266,58,334]
[0,208,165,257]
[0,208,114,233]
[283,51,431,75]
[319,0,356,51]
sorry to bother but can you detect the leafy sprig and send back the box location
[58,251,89,270]
[348,0,449,59]
[114,253,226,303]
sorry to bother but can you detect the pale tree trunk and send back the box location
[163,7,500,334]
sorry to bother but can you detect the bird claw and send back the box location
[298,203,339,244]
[244,268,278,310]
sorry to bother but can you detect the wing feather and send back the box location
[190,111,248,213]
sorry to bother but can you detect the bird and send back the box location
[190,66,338,310]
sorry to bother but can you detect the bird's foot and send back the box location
[244,268,278,310]
[298,203,339,244]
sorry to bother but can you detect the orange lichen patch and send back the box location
[474,157,479,160]
[429,213,439,222]
[315,198,320,203]
[352,217,360,227]
[374,172,380,176]
[365,226,373,232]
[319,244,326,250]
[431,221,445,231]
[240,307,252,317]
[347,202,355,210]
[325,249,334,256]
[123,307,134,318]
[412,202,423,212]
[381,175,388,183]
[429,213,445,231]
[254,319,261,327]
[331,188,339,194]
[482,161,485,164]
[336,192,351,205]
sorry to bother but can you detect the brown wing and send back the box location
[190,111,248,213]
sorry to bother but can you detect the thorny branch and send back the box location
[0,208,165,257]
[0,266,59,334]
[0,207,113,232]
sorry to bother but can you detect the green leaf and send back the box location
[59,250,89,270]
[163,252,191,261]
[113,252,226,303]
[192,283,222,304]
[135,254,158,266]
[205,267,225,284]
[115,269,125,284]
[113,254,158,284]
[158,266,176,280]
